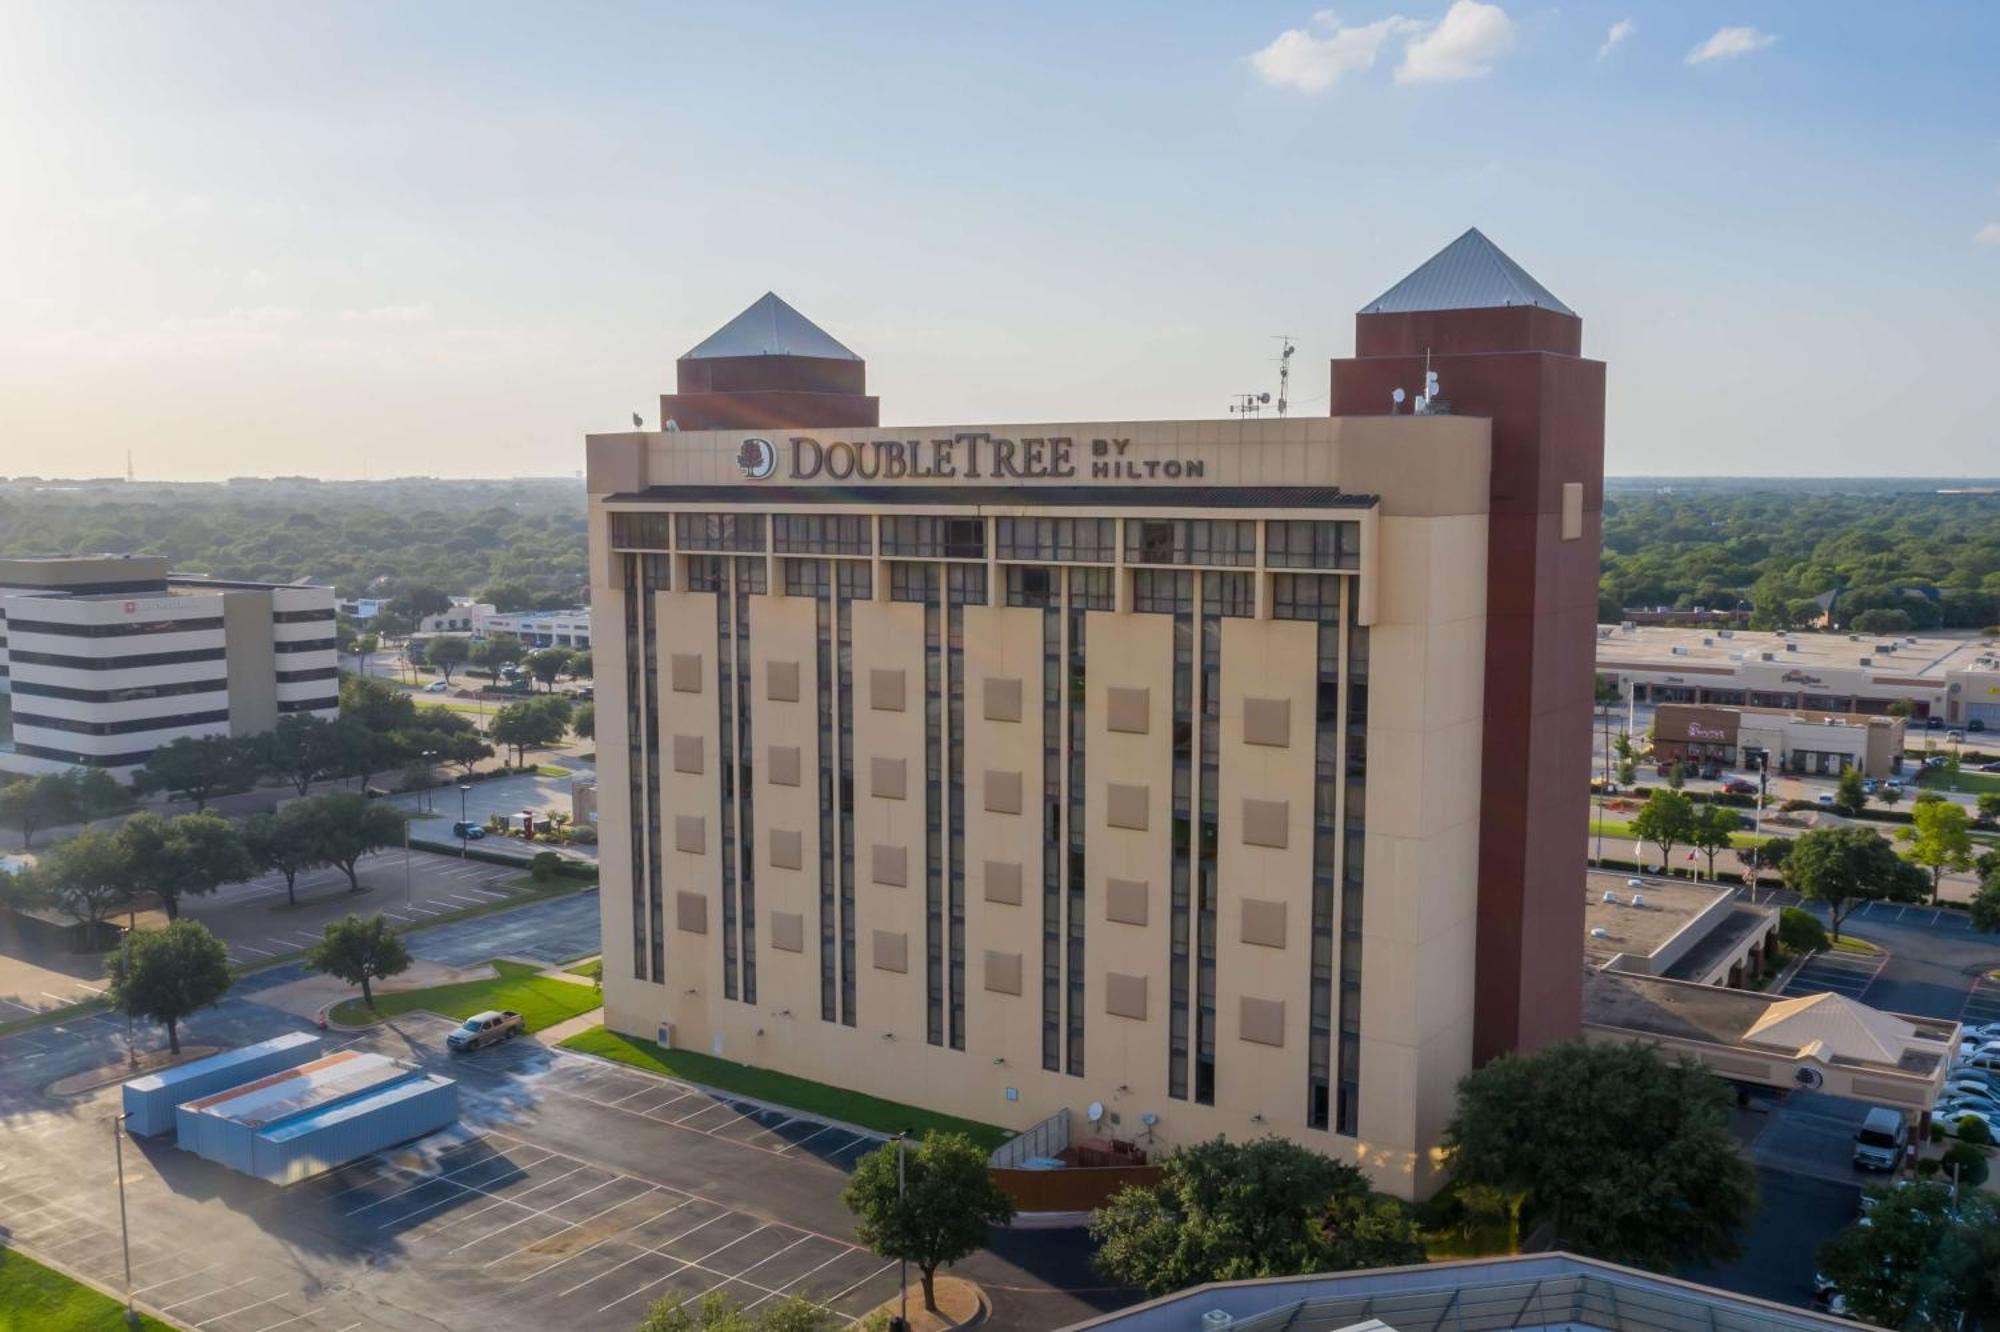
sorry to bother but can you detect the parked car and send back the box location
[446,1010,522,1052]
[1817,793,1838,808]
[1937,1106,1999,1138]
[1699,762,1722,780]
[1969,718,1987,733]
[424,680,449,693]
[1882,778,1905,792]
[1945,731,1965,744]
[1722,779,1757,795]
[1852,1106,1907,1171]
[451,820,486,840]
[1961,1022,2000,1044]
[1979,761,2000,773]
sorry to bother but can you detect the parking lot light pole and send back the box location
[459,785,472,858]
[422,751,437,813]
[403,820,413,912]
[896,1132,909,1332]
[112,1113,138,1328]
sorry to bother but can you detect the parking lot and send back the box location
[1779,947,1886,1002]
[393,760,598,863]
[1961,975,2000,1030]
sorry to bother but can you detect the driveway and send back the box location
[394,760,597,862]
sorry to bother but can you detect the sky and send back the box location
[0,1,1996,482]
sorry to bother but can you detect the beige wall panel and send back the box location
[671,735,704,775]
[766,659,801,702]
[850,599,927,1037]
[962,604,1050,1075]
[591,562,644,1031]
[749,593,822,1001]
[1214,616,1319,1134]
[657,590,721,1039]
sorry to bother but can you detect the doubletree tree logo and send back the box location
[736,437,777,479]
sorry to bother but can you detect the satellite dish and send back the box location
[1391,388,1406,404]
[1257,392,1271,403]
[1086,1101,1105,1123]
[1140,1112,1158,1127]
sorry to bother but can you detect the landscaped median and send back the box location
[330,958,601,1032]
[558,1025,1011,1152]
[0,1245,174,1331]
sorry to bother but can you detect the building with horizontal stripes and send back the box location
[0,555,337,777]
[586,230,1604,1199]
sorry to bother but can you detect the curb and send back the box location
[6,1237,191,1330]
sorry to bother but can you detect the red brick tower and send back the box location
[659,292,880,431]
[1331,229,1604,1064]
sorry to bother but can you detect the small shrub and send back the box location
[1956,1115,1994,1148]
[1778,907,1830,955]
[1915,1157,1941,1177]
[1941,1141,1990,1188]
[530,851,562,883]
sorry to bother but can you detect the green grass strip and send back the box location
[0,1246,174,1332]
[559,1025,1011,1152]
[330,958,600,1032]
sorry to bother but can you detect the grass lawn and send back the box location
[560,1025,1011,1152]
[1829,936,1882,955]
[331,958,600,1031]
[569,956,603,981]
[1589,819,1770,850]
[1918,768,2000,795]
[0,1247,174,1331]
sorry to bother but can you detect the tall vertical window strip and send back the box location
[1339,587,1369,1137]
[1132,570,1195,1099]
[710,561,740,1001]
[1005,566,1061,1072]
[786,559,839,1022]
[735,556,763,1004]
[1065,568,1114,1076]
[891,564,946,1046]
[1194,572,1252,1104]
[624,555,648,982]
[630,553,672,983]
[945,564,983,1050]
[835,562,871,1026]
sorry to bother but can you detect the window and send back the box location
[609,512,672,550]
[994,517,1118,563]
[881,516,985,559]
[13,708,231,736]
[1123,520,1256,567]
[274,637,337,653]
[5,616,225,638]
[8,647,228,671]
[774,514,872,555]
[1265,521,1362,570]
[10,677,226,704]
[675,513,767,552]
[272,608,336,624]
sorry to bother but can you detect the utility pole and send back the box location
[894,1132,910,1332]
[112,1114,138,1328]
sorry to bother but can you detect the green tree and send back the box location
[1972,874,2000,934]
[490,696,572,765]
[1897,799,1975,903]
[118,811,254,921]
[0,771,82,849]
[339,673,421,733]
[842,1132,1014,1312]
[307,793,406,892]
[73,768,129,826]
[1630,789,1696,874]
[1835,766,1867,816]
[393,584,455,621]
[19,827,132,947]
[525,647,574,693]
[566,650,592,680]
[1688,804,1740,880]
[255,714,350,798]
[1816,1183,1991,1332]
[423,634,471,685]
[475,635,527,681]
[572,701,594,742]
[1442,1040,1755,1270]
[636,1293,832,1332]
[242,803,327,907]
[1786,825,1927,940]
[135,734,258,811]
[1976,792,2000,824]
[105,918,232,1055]
[1090,1136,1424,1298]
[1850,607,1913,635]
[1777,905,1830,955]
[303,913,411,1007]
[347,632,381,676]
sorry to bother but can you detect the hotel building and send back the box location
[586,232,1604,1198]
[0,555,338,777]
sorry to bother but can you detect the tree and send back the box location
[0,771,82,849]
[1786,825,1927,940]
[1630,790,1696,874]
[74,768,129,826]
[1443,1040,1755,1271]
[1977,792,2000,825]
[525,647,574,693]
[21,828,132,948]
[105,918,232,1056]
[490,696,571,765]
[134,734,258,811]
[1850,607,1914,635]
[347,632,381,676]
[391,584,454,622]
[572,701,595,742]
[1898,799,1975,903]
[256,714,350,798]
[1778,905,1830,955]
[637,1293,832,1332]
[842,1132,1014,1312]
[1665,761,1685,791]
[567,650,592,680]
[1835,766,1868,815]
[243,803,327,907]
[1816,1183,1992,1332]
[1688,804,1740,881]
[118,812,254,921]
[1090,1136,1423,1298]
[304,913,411,1007]
[339,673,421,733]
[308,793,406,892]
[1887,698,1917,719]
[473,635,526,681]
[423,635,471,685]
[1972,874,2000,934]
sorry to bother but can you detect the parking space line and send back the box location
[133,1260,222,1296]
[232,942,277,957]
[245,1311,315,1332]
[596,1223,775,1313]
[160,1276,258,1314]
[477,1183,661,1267]
[692,1232,817,1301]
[740,1247,856,1311]
[510,1197,693,1283]
[197,1293,290,1327]
[776,1125,838,1156]
[558,1213,728,1297]
[822,1258,899,1309]
[445,1176,624,1252]
[344,1148,554,1214]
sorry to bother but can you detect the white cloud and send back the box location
[1396,1,1516,83]
[1978,223,2000,246]
[1249,10,1420,92]
[1685,26,1776,65]
[1598,18,1634,59]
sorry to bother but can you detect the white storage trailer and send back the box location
[121,1032,323,1137]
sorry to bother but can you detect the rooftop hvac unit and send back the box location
[1718,629,1735,638]
[1849,634,1861,642]
[1906,636,1919,644]
[1775,630,1789,638]
[1602,890,1619,904]
[1702,638,1714,647]
[1632,893,1646,907]
[1201,1313,1235,1332]
[1590,926,1612,939]
[1730,652,1746,662]
[1620,621,1636,632]
[1598,626,1614,639]
[1671,646,1688,656]
[1761,652,1775,661]
[1860,658,1872,666]
[1786,642,1800,652]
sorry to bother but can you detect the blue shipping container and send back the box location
[177,1051,411,1175]
[249,1075,459,1185]
[122,1032,322,1137]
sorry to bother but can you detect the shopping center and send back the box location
[585,231,1604,1198]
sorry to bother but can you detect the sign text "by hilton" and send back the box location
[774,435,1209,482]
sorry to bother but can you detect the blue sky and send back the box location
[0,1,1995,480]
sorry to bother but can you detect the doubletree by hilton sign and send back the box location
[736,435,1210,483]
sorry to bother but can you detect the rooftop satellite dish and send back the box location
[1086,1101,1105,1124]
[1141,1112,1158,1127]
[1256,392,1270,404]
[1392,388,1406,404]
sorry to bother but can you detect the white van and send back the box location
[1852,1106,1906,1171]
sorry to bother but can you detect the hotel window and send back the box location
[609,513,672,550]
[994,517,1118,563]
[893,563,949,1046]
[624,553,671,983]
[1132,570,1195,1097]
[881,516,986,559]
[1264,520,1362,570]
[1007,565,1063,1070]
[835,562,871,1023]
[674,513,767,552]
[774,514,872,555]
[1123,519,1257,568]
[945,564,984,1047]
[785,559,844,1022]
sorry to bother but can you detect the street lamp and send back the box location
[421,751,437,813]
[459,784,472,859]
[111,1113,138,1328]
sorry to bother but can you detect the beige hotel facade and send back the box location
[587,233,1605,1199]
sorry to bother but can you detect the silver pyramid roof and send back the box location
[681,292,861,361]
[1360,228,1575,317]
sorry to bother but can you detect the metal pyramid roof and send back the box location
[1741,991,1914,1066]
[681,292,861,362]
[1360,228,1575,317]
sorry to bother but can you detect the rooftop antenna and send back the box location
[125,449,133,483]
[1229,392,1270,418]
[1273,336,1296,418]
[1413,347,1443,415]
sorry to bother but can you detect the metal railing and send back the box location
[989,1106,1069,1167]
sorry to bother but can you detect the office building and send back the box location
[585,230,1603,1198]
[0,555,338,777]
[1649,701,1907,778]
